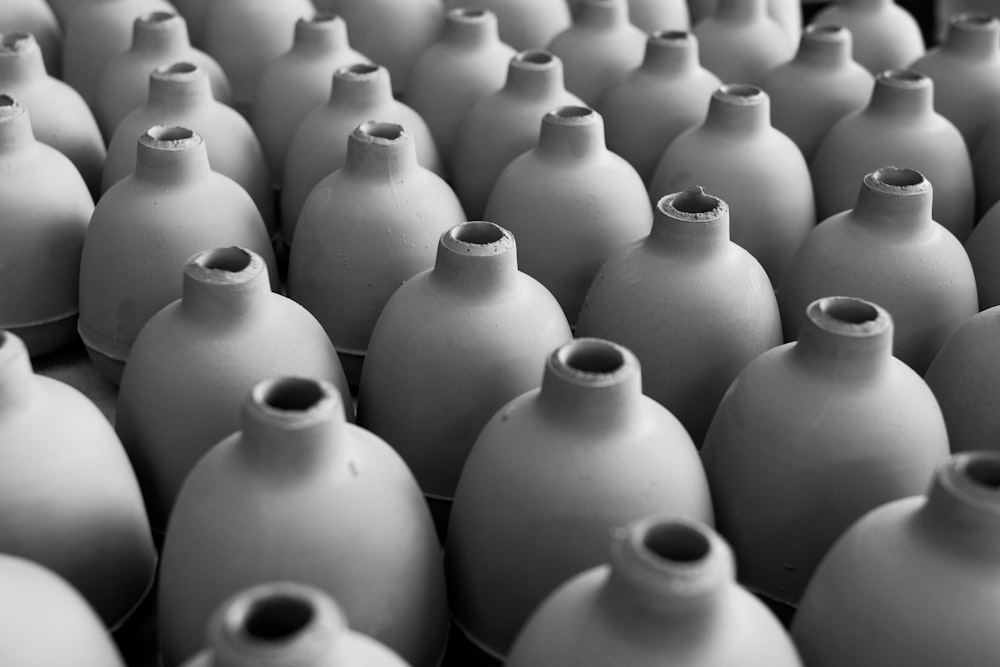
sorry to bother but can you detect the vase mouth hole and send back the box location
[306,11,338,25]
[259,378,328,413]
[651,29,689,44]
[866,166,929,196]
[545,105,598,127]
[962,456,1000,491]
[441,221,514,257]
[807,297,889,337]
[661,186,725,221]
[557,339,626,376]
[515,50,556,69]
[142,124,200,150]
[451,7,489,21]
[642,522,711,564]
[354,121,405,145]
[819,298,879,325]
[153,61,201,82]
[198,247,253,273]
[0,31,36,54]
[714,84,765,106]
[953,12,997,31]
[804,23,846,40]
[0,94,20,119]
[877,69,928,90]
[138,11,177,27]
[240,594,315,643]
[337,62,381,80]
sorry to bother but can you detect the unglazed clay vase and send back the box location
[609,0,690,33]
[936,0,1000,40]
[781,167,977,374]
[810,0,925,75]
[0,331,157,629]
[0,96,92,357]
[700,296,951,605]
[357,222,572,532]
[689,0,802,46]
[649,84,815,286]
[576,187,782,445]
[0,0,62,75]
[692,0,793,85]
[0,31,105,197]
[281,63,440,239]
[159,376,449,667]
[288,122,464,386]
[406,8,516,166]
[505,517,802,667]
[792,452,1000,666]
[447,338,714,661]
[597,30,720,184]
[756,24,873,163]
[451,50,583,220]
[79,126,276,385]
[441,0,571,51]
[546,0,646,106]
[811,69,974,241]
[966,201,1000,307]
[179,583,409,667]
[94,11,231,141]
[103,62,275,234]
[117,247,351,532]
[484,106,652,326]
[251,13,369,189]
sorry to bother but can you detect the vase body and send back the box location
[969,94,1000,216]
[690,0,802,46]
[442,0,571,50]
[649,84,815,286]
[692,0,794,84]
[966,200,1000,307]
[446,338,714,660]
[701,296,951,605]
[576,187,782,445]
[158,376,449,667]
[811,0,925,75]
[614,0,690,33]
[0,0,62,76]
[792,452,1000,666]
[780,167,978,374]
[79,126,277,385]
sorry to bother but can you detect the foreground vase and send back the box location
[576,187,782,445]
[701,296,951,605]
[0,331,157,629]
[505,516,802,667]
[441,0,571,51]
[159,376,449,667]
[810,0,925,75]
[446,338,713,661]
[692,0,794,84]
[0,0,62,75]
[792,451,1000,666]
[780,167,978,374]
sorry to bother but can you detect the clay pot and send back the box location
[649,83,815,286]
[756,24,873,163]
[79,126,277,385]
[792,451,1000,666]
[288,122,464,386]
[484,105,652,326]
[357,222,572,532]
[179,582,409,667]
[0,0,62,76]
[0,330,157,629]
[446,338,714,661]
[811,69,974,241]
[158,376,449,667]
[94,11,231,141]
[281,63,441,240]
[116,246,351,533]
[251,13,370,189]
[692,0,794,85]
[441,0,571,51]
[597,29,721,184]
[809,0,925,75]
[505,516,802,667]
[701,296,951,605]
[576,187,783,445]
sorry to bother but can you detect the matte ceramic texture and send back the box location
[779,167,978,374]
[546,0,646,106]
[792,452,1000,666]
[970,96,1000,216]
[446,338,714,660]
[450,49,583,220]
[158,376,449,667]
[0,331,157,629]
[180,583,410,667]
[757,24,873,163]
[649,84,815,286]
[79,126,277,385]
[505,517,802,667]
[966,200,1000,308]
[357,222,572,517]
[288,122,464,387]
[0,95,93,357]
[441,0,571,51]
[689,0,802,46]
[811,69,974,241]
[576,187,783,445]
[810,0,926,75]
[700,296,951,605]
[281,63,441,240]
[692,0,794,85]
[575,0,690,34]
[0,0,62,76]
[597,30,721,184]
[116,247,352,532]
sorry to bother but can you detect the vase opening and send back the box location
[142,125,199,150]
[139,11,177,27]
[865,166,930,198]
[878,69,927,90]
[154,61,201,82]
[516,50,555,67]
[259,378,328,413]
[357,121,404,141]
[198,247,253,273]
[668,186,724,216]
[558,339,626,376]
[308,12,338,25]
[806,24,846,38]
[962,456,1000,491]
[452,7,488,20]
[806,296,890,339]
[0,32,35,54]
[715,83,765,105]
[642,522,712,564]
[953,12,997,31]
[0,94,22,119]
[451,221,505,245]
[338,63,380,81]
[239,593,316,643]
[818,298,879,325]
[652,29,689,45]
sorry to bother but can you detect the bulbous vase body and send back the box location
[690,0,802,46]
[0,0,62,75]
[692,0,794,84]
[810,0,925,74]
[441,0,571,50]
[966,200,1000,307]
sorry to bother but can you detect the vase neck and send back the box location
[180,247,272,323]
[342,121,419,180]
[329,62,394,109]
[941,12,1000,60]
[131,11,191,54]
[795,24,854,67]
[575,0,630,29]
[504,50,566,99]
[866,69,934,119]
[535,105,606,161]
[443,7,502,48]
[641,30,700,74]
[851,166,935,231]
[648,187,731,255]
[0,332,35,410]
[537,339,643,424]
[792,297,894,377]
[0,32,48,84]
[714,0,767,21]
[703,84,771,134]
[148,61,214,107]
[918,453,1000,557]
[431,222,519,292]
[0,94,35,150]
[292,12,351,54]
[133,126,212,183]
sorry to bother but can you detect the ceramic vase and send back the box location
[441,0,571,51]
[649,83,815,286]
[483,105,652,326]
[597,29,721,184]
[0,330,157,629]
[966,200,1000,307]
[79,126,277,385]
[689,0,802,46]
[810,0,925,75]
[357,222,572,534]
[701,295,951,605]
[288,122,464,386]
[792,451,1000,666]
[0,0,62,75]
[692,0,794,85]
[756,24,873,163]
[576,187,782,445]
[505,516,802,667]
[446,338,714,661]
[158,376,449,667]
[116,246,351,532]
[613,0,690,33]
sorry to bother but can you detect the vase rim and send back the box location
[863,166,930,196]
[0,31,38,55]
[548,338,637,388]
[876,68,929,90]
[803,23,849,42]
[658,186,727,223]
[441,221,514,257]
[950,11,999,32]
[805,296,891,339]
[137,10,180,29]
[249,376,344,430]
[0,94,23,119]
[140,125,202,151]
[512,49,559,71]
[544,105,598,127]
[713,83,766,106]
[447,6,493,23]
[650,29,691,45]
[937,452,1000,515]
[184,246,265,287]
[152,61,202,82]
[335,62,382,81]
[351,121,407,146]
[300,11,341,27]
